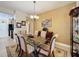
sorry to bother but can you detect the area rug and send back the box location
[54,47,67,57]
[6,47,12,57]
[6,46,67,57]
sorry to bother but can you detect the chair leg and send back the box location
[37,48,41,54]
[48,50,51,57]
[52,51,55,57]
[48,53,50,57]
[18,49,23,57]
[37,48,49,57]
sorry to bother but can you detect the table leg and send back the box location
[33,45,39,57]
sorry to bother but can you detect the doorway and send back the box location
[0,12,11,38]
[0,19,8,38]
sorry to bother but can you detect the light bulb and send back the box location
[34,15,39,19]
[30,15,34,19]
[30,15,39,19]
[36,16,39,19]
[34,15,37,18]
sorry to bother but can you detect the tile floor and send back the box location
[0,36,16,57]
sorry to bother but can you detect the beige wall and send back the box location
[36,3,76,45]
[77,2,79,6]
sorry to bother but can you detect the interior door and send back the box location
[0,19,8,38]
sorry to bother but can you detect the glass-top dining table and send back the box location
[23,34,47,56]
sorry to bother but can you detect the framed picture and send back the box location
[21,21,26,26]
[16,22,21,28]
[41,19,52,28]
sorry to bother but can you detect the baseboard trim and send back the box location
[55,42,71,56]
[56,42,70,49]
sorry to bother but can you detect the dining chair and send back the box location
[38,34,58,57]
[7,34,21,57]
[11,33,27,57]
[15,34,23,56]
[18,34,35,57]
[18,34,29,56]
[14,34,20,51]
[40,31,47,39]
[35,31,38,36]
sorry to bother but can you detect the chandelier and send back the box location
[30,1,39,19]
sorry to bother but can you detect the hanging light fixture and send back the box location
[30,1,39,19]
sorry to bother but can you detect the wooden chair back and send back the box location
[49,34,58,56]
[35,31,38,36]
[18,34,28,56]
[41,31,47,39]
[15,34,22,56]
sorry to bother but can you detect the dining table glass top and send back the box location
[24,35,46,47]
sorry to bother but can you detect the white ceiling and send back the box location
[0,1,74,15]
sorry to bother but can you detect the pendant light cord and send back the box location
[30,1,39,19]
[33,1,36,15]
